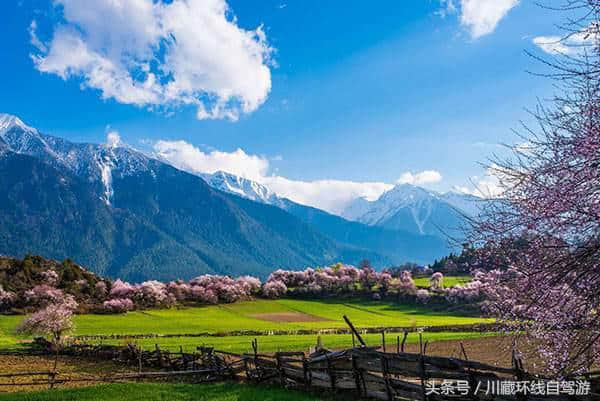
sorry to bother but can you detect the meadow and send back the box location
[0,298,492,353]
[412,275,471,288]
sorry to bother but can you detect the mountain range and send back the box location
[199,170,484,242]
[341,185,485,238]
[0,113,460,281]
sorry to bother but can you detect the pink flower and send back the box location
[0,285,15,308]
[416,289,430,303]
[40,270,59,286]
[103,298,134,313]
[429,272,444,290]
[262,280,287,298]
[17,302,75,344]
[109,279,135,298]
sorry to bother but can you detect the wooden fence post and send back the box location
[512,348,527,401]
[155,344,163,369]
[352,355,363,397]
[302,354,310,389]
[419,333,428,401]
[460,342,476,399]
[381,331,386,353]
[343,315,366,347]
[381,355,393,401]
[251,338,259,381]
[326,354,336,391]
[276,353,285,386]
[401,331,408,353]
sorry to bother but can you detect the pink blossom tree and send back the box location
[0,285,15,309]
[262,280,287,298]
[102,298,134,313]
[416,289,430,303]
[24,284,65,307]
[109,279,135,299]
[40,270,59,286]
[429,272,444,291]
[469,0,600,375]
[17,301,76,347]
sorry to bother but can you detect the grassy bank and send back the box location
[0,382,339,401]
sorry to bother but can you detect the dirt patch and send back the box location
[251,312,331,323]
[393,335,549,374]
[0,354,136,392]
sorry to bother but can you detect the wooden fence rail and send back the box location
[3,319,599,400]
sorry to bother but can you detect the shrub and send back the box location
[102,298,134,313]
[262,280,287,298]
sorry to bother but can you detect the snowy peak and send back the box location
[200,171,283,206]
[0,113,156,206]
[340,196,372,221]
[0,113,37,136]
[0,113,56,157]
[353,184,436,228]
[341,183,484,237]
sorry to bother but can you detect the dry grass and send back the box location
[0,355,136,392]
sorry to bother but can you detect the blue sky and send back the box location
[0,0,564,213]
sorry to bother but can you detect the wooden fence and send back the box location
[2,318,599,400]
[240,345,599,400]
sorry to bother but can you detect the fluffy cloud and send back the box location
[453,164,505,198]
[154,140,451,214]
[460,0,519,38]
[397,170,442,185]
[153,140,269,181]
[439,0,518,38]
[262,176,392,215]
[106,130,122,148]
[30,0,273,121]
[533,27,597,55]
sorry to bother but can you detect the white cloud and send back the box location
[453,164,505,198]
[30,0,273,121]
[533,27,597,55]
[396,170,442,185]
[106,130,122,148]
[28,20,46,52]
[153,140,269,181]
[440,0,518,38]
[153,139,450,214]
[263,176,392,215]
[533,36,571,55]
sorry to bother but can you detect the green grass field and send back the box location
[413,275,471,288]
[0,298,492,354]
[0,382,338,401]
[0,298,490,338]
[97,331,497,354]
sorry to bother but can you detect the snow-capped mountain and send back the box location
[3,113,393,281]
[200,171,285,207]
[193,161,482,240]
[341,184,485,237]
[0,113,154,205]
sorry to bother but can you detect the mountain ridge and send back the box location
[0,113,447,281]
